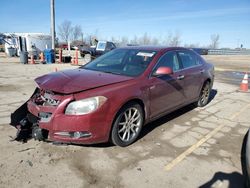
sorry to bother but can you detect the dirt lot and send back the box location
[0,54,249,188]
[203,55,250,71]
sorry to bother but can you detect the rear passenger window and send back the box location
[154,51,180,72]
[178,51,200,68]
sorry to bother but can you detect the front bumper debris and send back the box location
[10,88,111,145]
[9,88,58,142]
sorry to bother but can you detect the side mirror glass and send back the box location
[154,66,173,76]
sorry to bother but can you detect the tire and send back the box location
[242,130,250,188]
[111,103,144,147]
[196,81,211,107]
[84,53,92,63]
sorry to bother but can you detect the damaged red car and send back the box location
[10,46,214,147]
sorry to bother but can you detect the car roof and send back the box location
[119,46,187,52]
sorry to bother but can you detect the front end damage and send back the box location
[10,84,111,145]
[10,88,63,142]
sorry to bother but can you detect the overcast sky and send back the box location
[1,0,250,48]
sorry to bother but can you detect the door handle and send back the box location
[200,69,205,74]
[177,75,185,80]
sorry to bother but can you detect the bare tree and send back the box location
[57,20,73,43]
[71,25,82,41]
[169,32,181,47]
[184,43,200,48]
[111,36,117,42]
[107,32,181,47]
[130,35,139,45]
[164,32,173,45]
[163,31,181,46]
[210,34,220,49]
[151,37,159,45]
[120,36,129,46]
[140,33,151,45]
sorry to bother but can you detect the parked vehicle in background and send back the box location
[80,41,116,63]
[10,46,214,147]
[59,43,69,50]
[190,48,208,55]
[58,43,79,50]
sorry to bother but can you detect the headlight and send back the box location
[65,96,107,115]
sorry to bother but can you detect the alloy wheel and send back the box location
[117,107,142,142]
[200,83,210,106]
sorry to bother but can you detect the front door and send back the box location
[149,51,186,118]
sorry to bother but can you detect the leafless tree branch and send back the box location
[57,20,73,43]
[210,34,220,49]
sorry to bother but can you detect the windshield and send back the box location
[96,41,106,51]
[82,49,157,77]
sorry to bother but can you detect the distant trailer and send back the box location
[4,33,52,57]
[4,36,18,56]
[23,33,52,56]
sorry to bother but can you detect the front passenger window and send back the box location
[154,51,180,72]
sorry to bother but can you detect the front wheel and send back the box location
[196,81,211,107]
[111,103,144,147]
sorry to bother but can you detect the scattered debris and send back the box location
[49,159,56,164]
[155,142,161,146]
[9,135,16,142]
[26,160,33,167]
[18,147,35,152]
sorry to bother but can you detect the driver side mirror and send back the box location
[153,66,173,76]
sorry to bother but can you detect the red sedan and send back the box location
[11,47,214,147]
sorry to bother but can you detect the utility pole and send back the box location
[51,0,55,50]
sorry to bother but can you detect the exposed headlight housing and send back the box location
[65,96,107,115]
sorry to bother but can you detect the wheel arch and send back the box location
[108,97,146,146]
[199,78,212,94]
[204,77,214,89]
[113,98,146,123]
[108,98,146,139]
[81,50,92,56]
[205,78,211,84]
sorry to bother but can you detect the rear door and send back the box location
[149,51,186,118]
[177,50,205,102]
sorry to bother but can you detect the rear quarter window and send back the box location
[178,50,201,69]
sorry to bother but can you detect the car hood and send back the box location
[35,68,133,94]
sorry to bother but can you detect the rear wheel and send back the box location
[196,81,211,107]
[111,103,144,147]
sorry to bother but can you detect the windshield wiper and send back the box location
[101,70,122,75]
[80,68,123,75]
